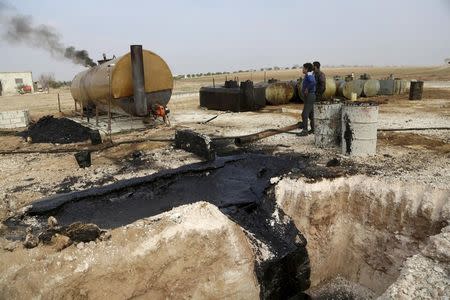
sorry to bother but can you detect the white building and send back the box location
[0,72,34,96]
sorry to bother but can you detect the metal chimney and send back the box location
[130,45,147,116]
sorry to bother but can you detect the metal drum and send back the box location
[265,81,295,105]
[409,80,424,100]
[314,102,342,148]
[341,102,379,156]
[362,79,380,97]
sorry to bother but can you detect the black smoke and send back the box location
[0,1,96,67]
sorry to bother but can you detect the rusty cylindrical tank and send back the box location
[70,48,173,116]
[323,78,337,99]
[297,77,337,101]
[265,82,295,105]
[362,79,380,97]
[342,80,365,99]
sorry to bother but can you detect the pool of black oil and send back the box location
[5,153,324,299]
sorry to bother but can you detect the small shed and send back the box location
[0,72,34,96]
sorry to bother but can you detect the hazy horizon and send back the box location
[1,0,449,81]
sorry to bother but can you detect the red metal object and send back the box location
[22,85,32,93]
[152,104,170,125]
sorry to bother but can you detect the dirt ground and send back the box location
[0,67,449,299]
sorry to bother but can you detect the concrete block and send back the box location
[9,118,23,123]
[0,110,30,128]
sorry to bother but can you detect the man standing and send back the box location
[298,63,316,136]
[313,61,326,101]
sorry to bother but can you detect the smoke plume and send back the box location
[0,1,96,67]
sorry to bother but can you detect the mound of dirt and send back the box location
[19,116,91,144]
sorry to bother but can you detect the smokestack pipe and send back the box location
[130,45,147,116]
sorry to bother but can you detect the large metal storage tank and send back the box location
[297,77,337,100]
[342,80,365,99]
[265,82,295,105]
[394,79,408,94]
[335,79,345,97]
[341,102,379,156]
[314,102,342,147]
[70,48,173,116]
[323,78,337,99]
[362,79,380,97]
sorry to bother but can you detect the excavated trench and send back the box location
[3,154,448,299]
[276,176,448,298]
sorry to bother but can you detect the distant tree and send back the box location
[39,73,55,91]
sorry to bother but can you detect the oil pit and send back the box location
[4,154,328,299]
[3,154,449,299]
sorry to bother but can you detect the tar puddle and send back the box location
[4,153,331,299]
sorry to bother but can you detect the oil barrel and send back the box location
[341,102,379,156]
[314,102,342,148]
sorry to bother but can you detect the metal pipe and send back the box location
[130,45,147,116]
[234,123,300,146]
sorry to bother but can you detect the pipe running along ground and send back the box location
[0,126,449,155]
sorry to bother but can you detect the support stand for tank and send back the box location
[74,100,78,112]
[81,101,84,120]
[107,65,113,142]
[107,97,112,141]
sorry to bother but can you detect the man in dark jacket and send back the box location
[313,61,326,101]
[298,63,316,136]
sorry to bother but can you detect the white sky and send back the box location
[0,0,449,80]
